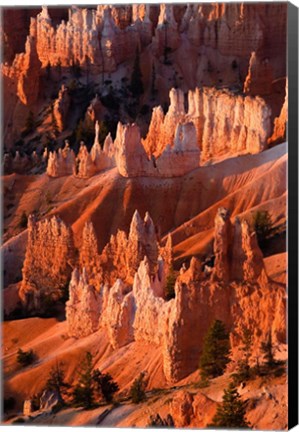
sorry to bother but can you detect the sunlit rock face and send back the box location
[19,215,76,312]
[268,81,288,145]
[46,142,75,177]
[66,268,102,338]
[144,87,272,161]
[53,84,70,132]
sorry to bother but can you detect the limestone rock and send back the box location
[243,51,274,96]
[53,84,70,132]
[170,391,194,427]
[47,142,75,177]
[101,279,135,348]
[66,268,101,338]
[114,120,200,178]
[144,87,272,161]
[212,207,232,282]
[16,18,41,105]
[268,81,288,145]
[23,399,34,416]
[19,214,76,312]
[39,389,61,411]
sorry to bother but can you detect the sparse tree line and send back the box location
[11,321,284,428]
[198,319,285,428]
[9,351,148,417]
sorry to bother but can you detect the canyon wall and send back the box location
[64,207,285,383]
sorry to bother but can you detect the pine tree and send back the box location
[45,361,70,403]
[199,320,231,379]
[129,372,147,404]
[92,370,119,403]
[232,326,253,384]
[24,110,35,134]
[209,382,250,428]
[261,331,275,369]
[130,47,144,98]
[19,211,28,229]
[72,352,94,409]
[165,266,176,300]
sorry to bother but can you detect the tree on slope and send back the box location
[199,319,231,380]
[72,352,94,409]
[209,381,250,429]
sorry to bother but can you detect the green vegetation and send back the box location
[209,382,250,428]
[261,331,275,369]
[129,372,147,404]
[72,352,119,408]
[17,348,37,367]
[130,47,144,98]
[252,210,274,249]
[72,352,95,409]
[45,362,70,404]
[92,370,119,403]
[231,326,253,384]
[199,320,231,381]
[19,211,28,229]
[165,266,176,300]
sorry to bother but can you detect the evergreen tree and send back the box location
[261,331,275,369]
[209,382,250,428]
[45,361,70,403]
[92,370,119,403]
[252,210,274,249]
[232,326,253,384]
[24,110,35,134]
[57,57,62,79]
[19,211,28,229]
[199,320,231,379]
[165,266,176,300]
[129,372,147,404]
[72,352,94,409]
[130,47,144,98]
[46,61,51,79]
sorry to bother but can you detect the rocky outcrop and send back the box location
[268,81,288,145]
[62,204,285,383]
[144,87,272,160]
[66,268,101,338]
[243,51,274,96]
[19,214,76,311]
[101,279,135,349]
[213,208,266,283]
[114,120,200,178]
[53,84,70,132]
[100,210,159,285]
[170,391,194,427]
[16,19,41,105]
[212,207,232,282]
[46,142,75,177]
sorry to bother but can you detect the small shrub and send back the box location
[92,370,119,403]
[199,320,231,380]
[19,211,28,229]
[12,417,26,424]
[252,210,275,249]
[129,372,147,404]
[17,348,37,367]
[4,397,16,412]
[165,266,176,300]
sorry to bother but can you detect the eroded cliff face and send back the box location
[64,206,285,383]
[144,87,272,160]
[19,215,76,312]
[2,3,286,150]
